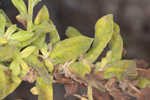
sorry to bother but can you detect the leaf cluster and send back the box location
[0,0,149,100]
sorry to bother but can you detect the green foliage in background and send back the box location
[0,0,148,100]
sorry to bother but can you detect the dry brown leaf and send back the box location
[64,82,79,97]
[93,88,110,100]
[138,87,150,100]
[136,59,149,69]
[137,68,150,80]
[22,68,39,83]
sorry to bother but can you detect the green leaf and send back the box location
[20,31,42,48]
[27,0,41,31]
[110,23,123,62]
[11,31,34,42]
[44,60,54,73]
[50,36,93,64]
[48,20,60,45]
[0,65,7,91]
[25,55,44,69]
[2,76,21,100]
[5,25,17,38]
[0,37,7,46]
[0,9,12,27]
[32,0,41,7]
[65,26,82,38]
[85,14,114,63]
[104,60,137,80]
[0,13,6,34]
[19,60,30,77]
[7,40,22,48]
[11,0,27,14]
[34,5,50,25]
[32,21,60,45]
[137,77,150,88]
[0,45,15,61]
[27,0,33,31]
[9,60,21,76]
[0,77,21,100]
[0,64,21,100]
[32,22,51,32]
[32,33,46,49]
[6,76,21,96]
[28,0,41,11]
[95,50,112,72]
[69,61,91,77]
[21,46,36,58]
[40,43,49,56]
[36,77,53,100]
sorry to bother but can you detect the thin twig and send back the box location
[127,82,141,95]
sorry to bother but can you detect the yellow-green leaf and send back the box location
[32,0,41,7]
[95,50,112,72]
[32,22,51,32]
[27,0,41,31]
[28,0,41,15]
[11,31,34,42]
[2,76,21,100]
[34,6,49,25]
[25,55,44,68]
[0,65,7,92]
[0,77,21,100]
[5,25,17,38]
[104,60,137,80]
[50,36,93,64]
[0,10,12,27]
[19,60,30,77]
[0,64,21,100]
[65,26,82,38]
[85,14,113,63]
[0,45,15,61]
[0,13,6,34]
[0,37,7,46]
[40,43,49,56]
[30,86,40,95]
[9,60,21,76]
[44,60,54,73]
[21,46,36,58]
[33,21,60,45]
[137,77,150,88]
[11,0,27,14]
[110,23,123,62]
[36,77,53,100]
[48,20,60,45]
[20,31,42,48]
[69,61,91,77]
[32,33,46,49]
[32,21,60,45]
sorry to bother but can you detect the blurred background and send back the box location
[1,0,150,100]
